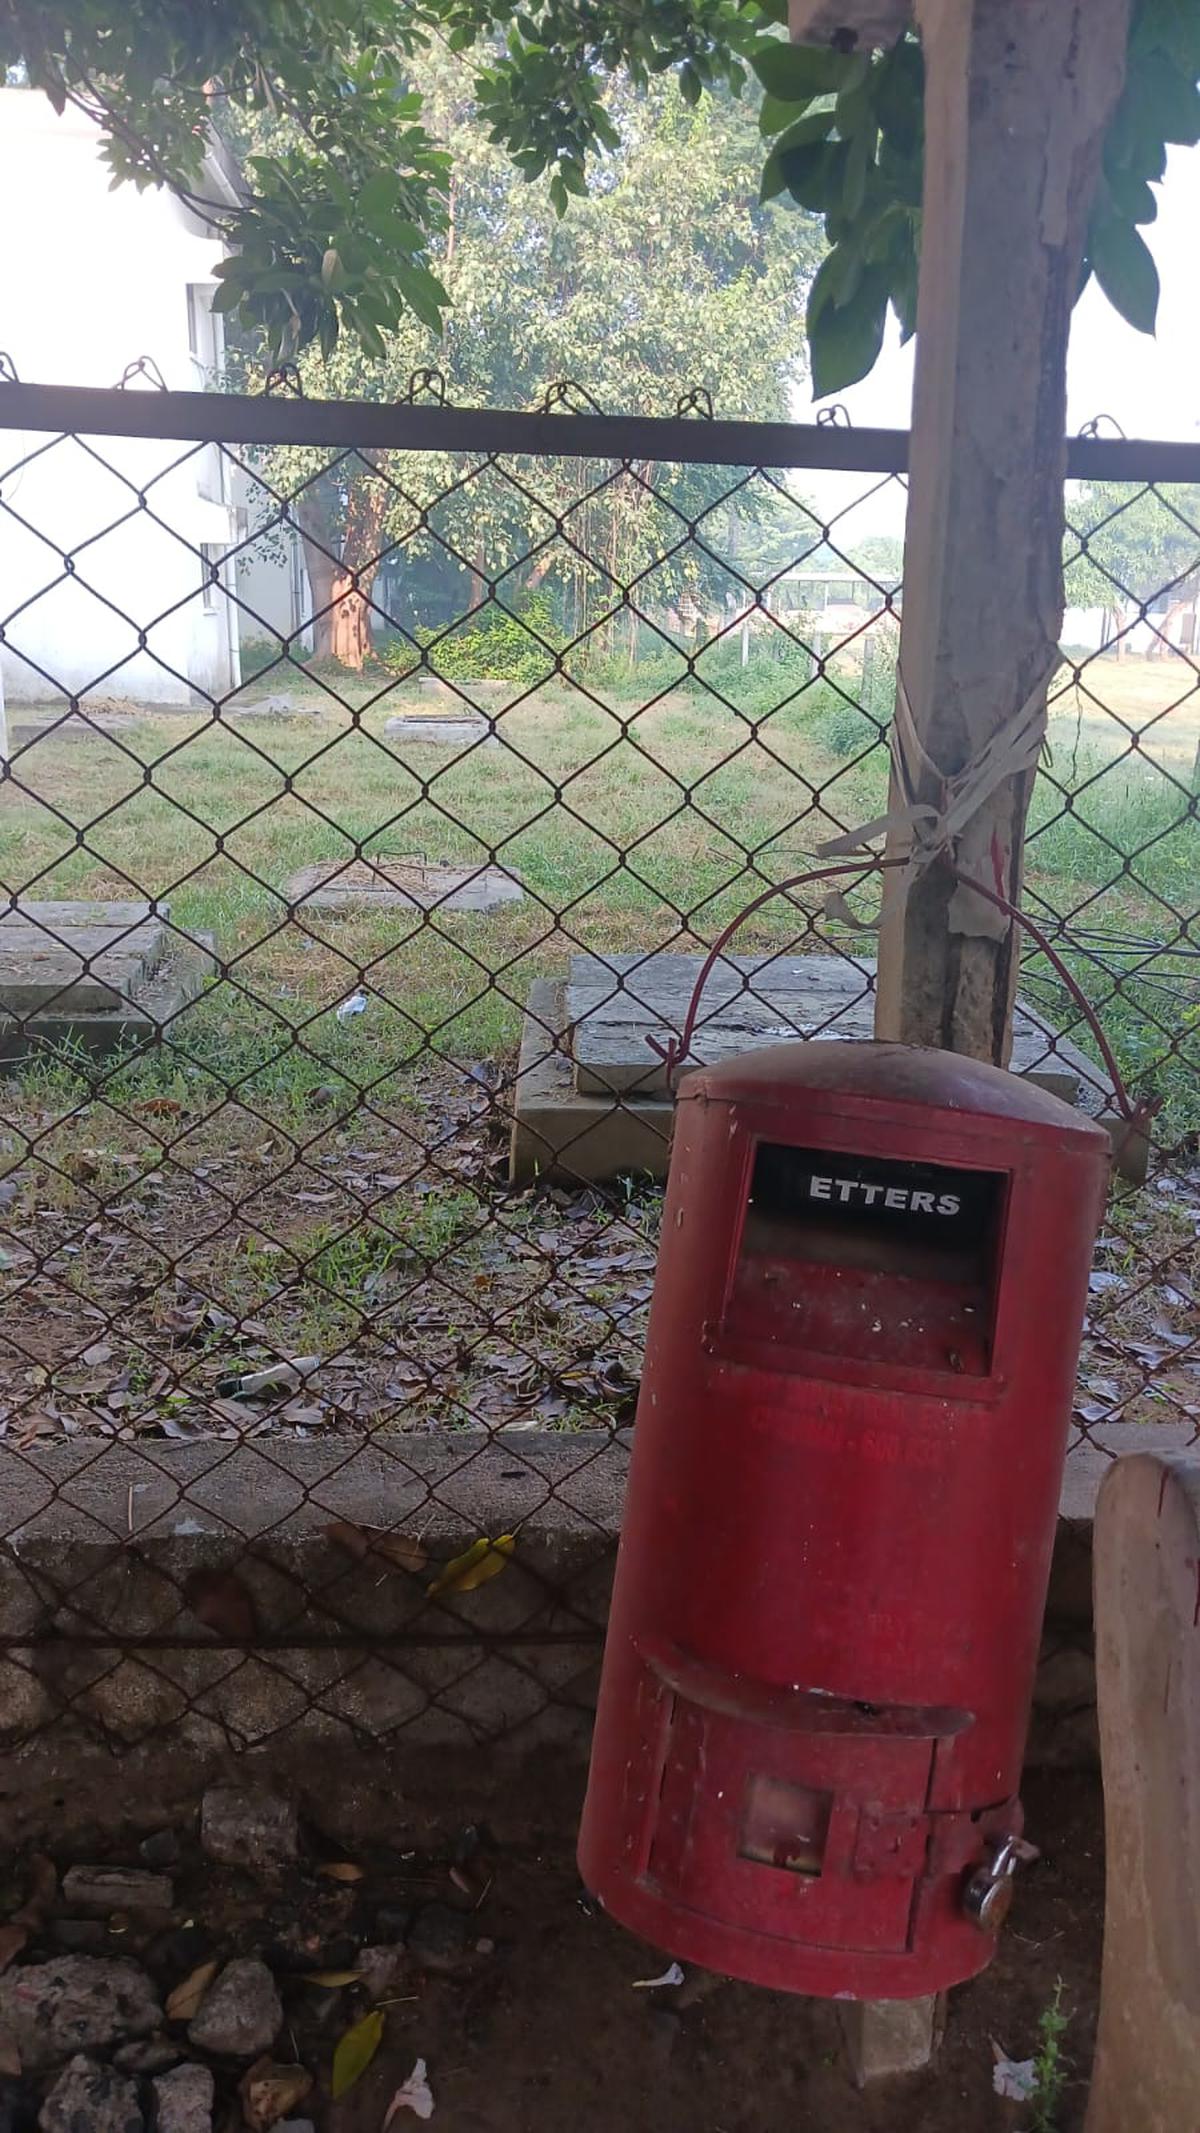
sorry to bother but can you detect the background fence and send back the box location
[0,372,1197,1768]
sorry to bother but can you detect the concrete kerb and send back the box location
[0,1421,1188,1808]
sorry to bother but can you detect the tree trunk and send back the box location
[329,567,377,670]
[298,535,333,661]
[297,462,388,672]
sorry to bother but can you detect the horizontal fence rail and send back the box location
[0,375,1196,1766]
[2,374,1200,480]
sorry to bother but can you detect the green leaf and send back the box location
[760,110,836,199]
[750,40,854,103]
[779,137,847,213]
[332,2008,384,2100]
[357,170,399,220]
[1134,51,1200,145]
[1089,213,1160,334]
[759,92,812,137]
[1102,165,1158,224]
[841,125,872,221]
[808,257,891,398]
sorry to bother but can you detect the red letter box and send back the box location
[579,1042,1110,1998]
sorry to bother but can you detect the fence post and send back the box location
[850,0,1132,1057]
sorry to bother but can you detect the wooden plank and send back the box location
[872,0,1132,1061]
[1087,1451,1200,2132]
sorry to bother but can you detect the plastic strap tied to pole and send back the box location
[817,656,1058,934]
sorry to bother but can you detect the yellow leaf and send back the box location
[332,2007,384,2100]
[317,1861,364,1883]
[166,1959,220,2022]
[426,1534,515,1599]
[305,1968,363,1987]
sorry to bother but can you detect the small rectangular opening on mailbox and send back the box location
[723,1143,1007,1377]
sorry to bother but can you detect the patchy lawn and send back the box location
[0,655,1197,1450]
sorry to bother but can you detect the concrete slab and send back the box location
[0,900,215,1062]
[509,977,675,1185]
[225,693,322,725]
[839,1994,945,2084]
[510,958,1141,1184]
[383,713,499,749]
[568,951,1103,1104]
[0,902,167,1015]
[285,856,523,916]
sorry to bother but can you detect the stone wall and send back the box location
[0,1424,1189,1837]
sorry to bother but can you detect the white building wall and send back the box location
[0,89,240,704]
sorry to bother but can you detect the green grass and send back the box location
[2,654,1196,1442]
[2,659,1197,1130]
[1030,1981,1070,2133]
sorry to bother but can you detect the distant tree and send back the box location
[1065,484,1200,655]
[3,1,1196,391]
[238,64,824,670]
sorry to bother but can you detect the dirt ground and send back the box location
[0,1763,1104,2133]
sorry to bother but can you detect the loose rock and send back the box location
[49,1920,107,1952]
[139,1832,181,1873]
[62,1867,174,1915]
[0,1957,161,2070]
[406,1903,473,1974]
[187,1960,282,2059]
[38,2055,142,2133]
[200,1789,298,1872]
[114,2036,181,2074]
[357,1945,407,2001]
[152,2062,214,2133]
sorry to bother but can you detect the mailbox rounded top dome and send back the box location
[681,1039,1111,1142]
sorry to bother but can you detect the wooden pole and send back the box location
[1087,1451,1200,2132]
[868,0,1132,1057]
[787,0,1132,2084]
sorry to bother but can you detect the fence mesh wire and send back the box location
[0,374,1196,1757]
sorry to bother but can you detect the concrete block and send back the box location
[284,855,523,916]
[383,714,498,749]
[0,900,215,1063]
[508,977,675,1184]
[838,1992,945,2084]
[515,951,1143,1183]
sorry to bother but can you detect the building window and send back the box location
[201,544,224,613]
[187,285,205,363]
[187,284,224,383]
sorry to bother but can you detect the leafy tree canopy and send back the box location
[1065,482,1200,618]
[236,61,823,669]
[2,0,1197,391]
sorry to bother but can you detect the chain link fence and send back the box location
[0,371,1196,1766]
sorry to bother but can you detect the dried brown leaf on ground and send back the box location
[166,1958,220,2022]
[239,2055,313,2129]
[0,1926,27,1973]
[326,1521,428,1575]
[184,1568,259,1641]
[316,1862,364,1884]
[12,1854,56,1929]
